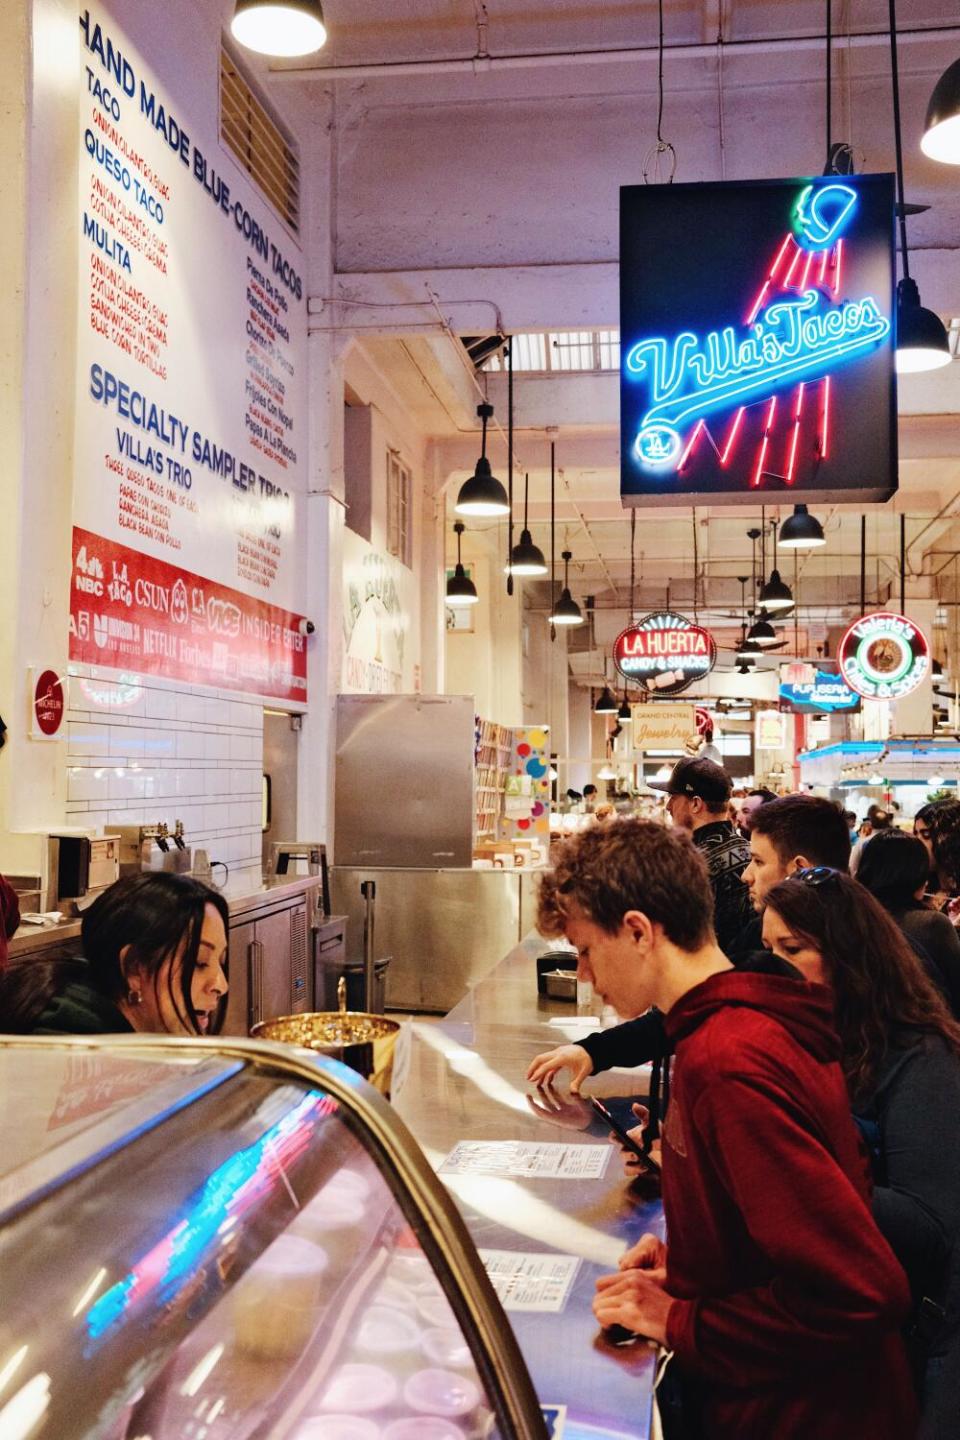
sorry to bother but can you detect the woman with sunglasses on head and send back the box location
[762,867,960,1434]
[0,872,229,1036]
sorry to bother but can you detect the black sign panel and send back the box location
[620,175,896,506]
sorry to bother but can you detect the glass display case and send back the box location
[0,1035,544,1440]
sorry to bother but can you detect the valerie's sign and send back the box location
[838,612,929,701]
[614,612,716,696]
[779,662,860,714]
[620,175,896,506]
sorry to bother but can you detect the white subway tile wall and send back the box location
[65,666,265,874]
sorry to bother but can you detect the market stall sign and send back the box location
[779,662,860,714]
[755,709,787,750]
[620,174,896,506]
[614,612,716,696]
[838,612,929,700]
[631,702,697,751]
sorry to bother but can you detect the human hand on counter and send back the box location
[593,1268,673,1346]
[526,1044,594,1093]
[526,1085,593,1131]
[616,1104,662,1178]
[618,1232,667,1284]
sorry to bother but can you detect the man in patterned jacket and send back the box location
[648,756,752,958]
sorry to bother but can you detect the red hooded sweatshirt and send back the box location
[661,970,917,1439]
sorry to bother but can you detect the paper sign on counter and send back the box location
[439,1141,610,1180]
[479,1250,581,1313]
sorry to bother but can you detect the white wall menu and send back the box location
[70,5,309,701]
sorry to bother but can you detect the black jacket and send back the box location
[692,820,753,959]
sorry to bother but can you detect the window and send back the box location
[482,330,620,374]
[220,46,300,234]
[387,450,412,567]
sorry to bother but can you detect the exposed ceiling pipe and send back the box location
[269,23,960,82]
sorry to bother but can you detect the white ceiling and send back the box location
[275,0,960,641]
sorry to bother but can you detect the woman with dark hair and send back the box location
[857,829,960,1017]
[762,868,960,1431]
[928,801,960,923]
[0,872,228,1036]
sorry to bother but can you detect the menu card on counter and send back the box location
[439,1141,611,1180]
[478,1250,581,1313]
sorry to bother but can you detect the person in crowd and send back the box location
[582,783,598,813]
[762,869,960,1426]
[736,787,777,837]
[527,792,852,1093]
[851,803,893,873]
[537,820,915,1439]
[856,829,960,1017]
[647,756,753,958]
[915,801,944,862]
[0,872,228,1035]
[928,802,960,922]
[0,873,20,970]
[844,809,859,845]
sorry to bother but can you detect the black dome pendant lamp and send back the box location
[456,403,510,516]
[550,550,584,626]
[506,473,547,576]
[446,521,478,605]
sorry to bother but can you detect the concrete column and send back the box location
[890,599,936,738]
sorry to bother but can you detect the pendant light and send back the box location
[506,473,547,575]
[456,404,510,517]
[734,577,758,666]
[922,59,960,165]
[748,612,779,647]
[550,550,584,625]
[758,517,794,611]
[617,693,632,722]
[231,0,327,57]
[747,521,780,648]
[446,522,478,605]
[595,684,618,716]
[778,504,826,549]
[888,0,951,372]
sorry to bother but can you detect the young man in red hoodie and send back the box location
[537,818,917,1439]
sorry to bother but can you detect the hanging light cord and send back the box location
[825,0,832,166]
[656,0,666,144]
[629,510,637,619]
[506,341,514,596]
[692,508,700,623]
[887,0,911,277]
[550,443,556,641]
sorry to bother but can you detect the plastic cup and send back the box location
[420,1327,474,1372]
[296,1420,380,1440]
[316,1364,399,1414]
[402,1369,481,1418]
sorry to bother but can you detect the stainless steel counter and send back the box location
[394,932,661,1438]
[331,865,545,1012]
[8,871,322,961]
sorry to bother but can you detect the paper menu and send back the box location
[478,1250,581,1313]
[439,1141,611,1180]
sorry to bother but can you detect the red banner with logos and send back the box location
[68,527,308,701]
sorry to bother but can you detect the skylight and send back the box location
[483,330,620,374]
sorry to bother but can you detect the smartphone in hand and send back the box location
[590,1097,660,1175]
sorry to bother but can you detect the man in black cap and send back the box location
[648,756,753,957]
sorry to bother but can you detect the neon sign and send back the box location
[620,174,896,505]
[779,664,860,714]
[838,612,929,701]
[613,611,716,696]
[628,289,889,456]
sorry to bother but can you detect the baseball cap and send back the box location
[647,756,731,803]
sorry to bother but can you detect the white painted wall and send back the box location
[0,0,325,875]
